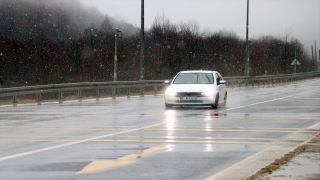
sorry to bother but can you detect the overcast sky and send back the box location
[81,0,319,55]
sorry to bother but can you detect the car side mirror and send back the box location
[219,80,226,84]
[164,80,171,84]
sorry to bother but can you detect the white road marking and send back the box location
[217,88,320,113]
[0,123,164,162]
[0,88,318,162]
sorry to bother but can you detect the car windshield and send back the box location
[173,73,214,84]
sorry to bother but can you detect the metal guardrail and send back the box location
[223,71,320,88]
[1,72,319,106]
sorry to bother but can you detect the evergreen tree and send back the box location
[100,16,113,34]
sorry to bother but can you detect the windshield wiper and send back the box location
[205,75,211,84]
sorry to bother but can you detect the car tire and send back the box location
[222,93,227,107]
[211,94,219,109]
[165,103,172,109]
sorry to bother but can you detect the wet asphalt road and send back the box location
[0,78,319,180]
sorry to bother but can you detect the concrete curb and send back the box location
[244,132,320,180]
[205,122,320,180]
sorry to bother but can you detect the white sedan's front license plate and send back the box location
[180,96,197,100]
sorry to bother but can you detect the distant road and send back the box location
[0,78,319,180]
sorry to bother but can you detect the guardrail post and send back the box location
[251,80,254,88]
[96,88,100,101]
[112,87,116,99]
[13,95,17,107]
[58,91,63,104]
[154,86,158,96]
[245,80,248,87]
[78,89,82,102]
[231,80,234,89]
[37,93,42,105]
[127,87,131,98]
[140,85,144,97]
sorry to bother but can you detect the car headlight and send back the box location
[201,89,215,96]
[165,88,177,97]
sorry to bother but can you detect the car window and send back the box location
[173,73,214,84]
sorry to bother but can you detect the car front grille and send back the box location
[175,100,203,103]
[176,92,202,96]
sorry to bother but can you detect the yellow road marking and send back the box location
[108,136,276,141]
[77,146,166,174]
[77,160,135,174]
[93,139,271,145]
[0,127,300,134]
[0,133,284,145]
[284,98,320,100]
[0,135,277,145]
[0,116,319,131]
[0,126,139,131]
[0,135,276,141]
[248,106,320,109]
[146,127,298,132]
[57,111,320,120]
[0,139,272,144]
[198,115,320,120]
[0,127,305,134]
[1,123,317,131]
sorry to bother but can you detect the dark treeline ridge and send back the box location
[0,0,314,87]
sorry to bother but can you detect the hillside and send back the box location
[0,0,137,42]
[0,0,314,87]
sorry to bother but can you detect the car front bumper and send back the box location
[164,95,215,106]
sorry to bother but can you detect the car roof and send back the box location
[179,70,217,74]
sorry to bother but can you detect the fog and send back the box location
[81,0,320,55]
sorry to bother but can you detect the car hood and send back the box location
[168,84,215,92]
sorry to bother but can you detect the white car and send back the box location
[164,70,227,109]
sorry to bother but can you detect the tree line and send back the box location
[0,0,314,87]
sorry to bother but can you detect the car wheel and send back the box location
[165,103,172,109]
[211,94,219,109]
[222,93,227,107]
